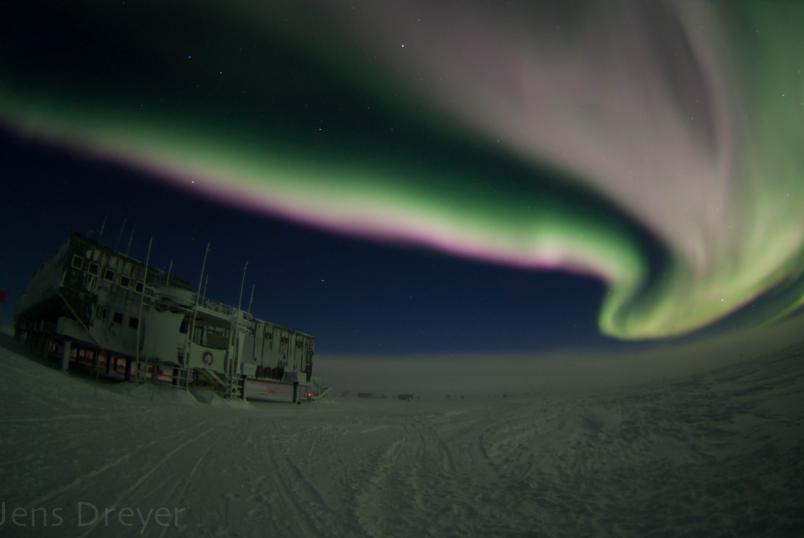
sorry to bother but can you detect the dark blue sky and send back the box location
[0,127,617,355]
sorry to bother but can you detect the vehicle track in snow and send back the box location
[77,422,216,538]
[2,342,803,537]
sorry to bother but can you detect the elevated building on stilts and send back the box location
[14,233,319,402]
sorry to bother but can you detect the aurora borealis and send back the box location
[0,1,802,342]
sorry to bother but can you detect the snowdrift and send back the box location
[1,337,802,536]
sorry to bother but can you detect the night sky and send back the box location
[1,0,802,357]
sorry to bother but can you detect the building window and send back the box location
[119,275,131,288]
[84,274,97,290]
[104,268,115,282]
[96,306,107,320]
[71,255,84,270]
[129,317,139,329]
[112,312,123,324]
[135,281,144,294]
[88,262,99,276]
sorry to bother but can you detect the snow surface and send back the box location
[1,337,803,537]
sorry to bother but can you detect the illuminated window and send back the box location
[71,255,84,270]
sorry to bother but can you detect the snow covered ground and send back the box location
[1,336,803,537]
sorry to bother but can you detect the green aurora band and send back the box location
[0,0,802,340]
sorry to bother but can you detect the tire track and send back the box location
[355,429,408,538]
[158,443,214,538]
[257,427,323,537]
[77,422,215,538]
[25,419,204,508]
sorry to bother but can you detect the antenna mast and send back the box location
[237,261,248,312]
[184,242,211,390]
[125,225,136,256]
[98,215,108,243]
[247,284,256,314]
[135,237,153,383]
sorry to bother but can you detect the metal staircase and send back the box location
[194,366,245,399]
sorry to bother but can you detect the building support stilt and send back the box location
[61,340,71,372]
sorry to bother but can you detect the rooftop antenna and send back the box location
[135,237,153,383]
[197,244,211,294]
[202,273,209,301]
[125,225,136,257]
[230,259,248,399]
[247,283,255,314]
[114,218,128,251]
[184,242,211,390]
[237,261,249,312]
[97,215,108,244]
[165,259,173,285]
